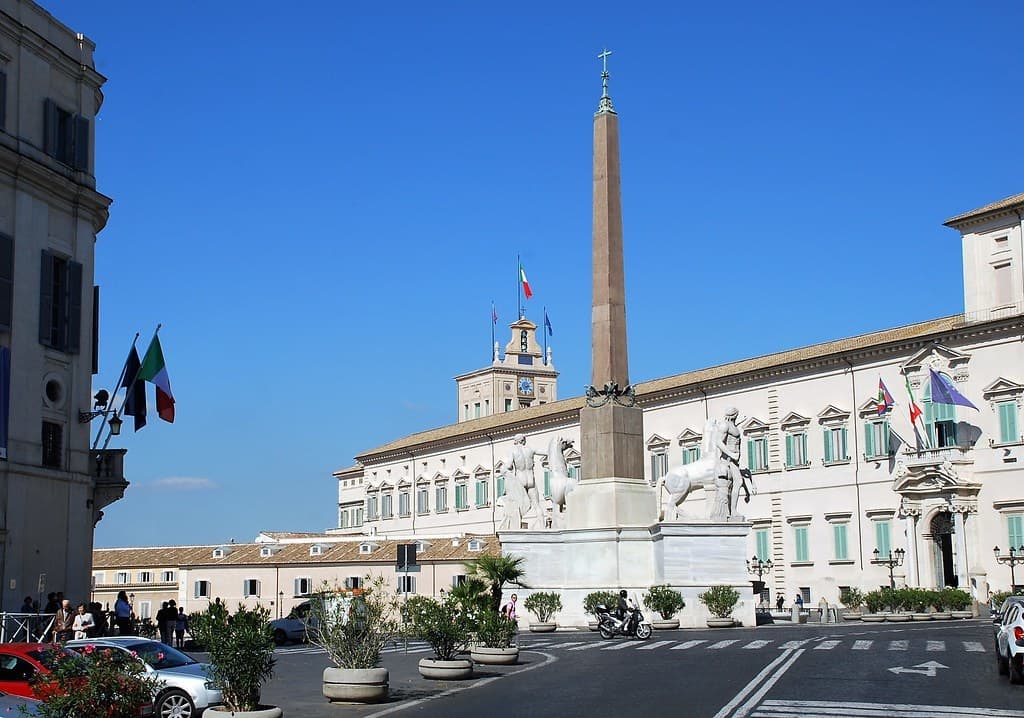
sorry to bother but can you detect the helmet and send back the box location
[619,590,627,598]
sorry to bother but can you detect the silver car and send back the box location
[67,637,222,718]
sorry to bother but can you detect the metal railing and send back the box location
[0,613,56,643]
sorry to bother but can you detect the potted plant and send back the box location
[839,587,864,621]
[887,588,912,622]
[941,587,974,619]
[307,576,400,704]
[861,589,887,622]
[190,602,280,717]
[470,610,519,665]
[523,592,561,632]
[30,643,161,717]
[643,585,685,629]
[583,591,617,631]
[405,593,475,680]
[698,585,740,627]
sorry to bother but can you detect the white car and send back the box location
[995,600,1024,683]
[67,637,222,718]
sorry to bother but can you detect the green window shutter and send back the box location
[756,529,770,561]
[785,435,793,467]
[864,422,875,457]
[475,481,483,506]
[834,524,848,560]
[875,521,891,557]
[882,422,890,455]
[800,433,808,464]
[823,429,833,462]
[840,427,848,460]
[1009,515,1024,549]
[795,527,809,562]
[543,470,551,498]
[496,476,505,497]
[1000,403,1018,444]
[747,440,755,470]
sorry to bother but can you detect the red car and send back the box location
[0,642,67,699]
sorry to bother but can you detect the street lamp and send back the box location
[871,548,906,591]
[746,555,774,581]
[993,545,1024,590]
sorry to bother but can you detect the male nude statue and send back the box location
[502,434,546,522]
[715,407,744,518]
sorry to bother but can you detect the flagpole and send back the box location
[104,323,161,451]
[92,332,141,450]
[543,306,548,366]
[490,301,495,363]
[517,254,522,320]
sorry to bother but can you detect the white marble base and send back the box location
[499,520,756,628]
[565,477,658,529]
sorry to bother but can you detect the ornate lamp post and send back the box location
[746,555,773,606]
[871,548,906,591]
[993,546,1024,590]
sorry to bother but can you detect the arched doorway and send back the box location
[928,512,957,587]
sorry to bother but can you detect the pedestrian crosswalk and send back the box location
[515,638,990,654]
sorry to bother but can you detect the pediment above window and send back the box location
[742,417,768,434]
[858,398,892,419]
[901,344,972,376]
[983,377,1024,402]
[780,412,810,431]
[646,433,670,451]
[893,456,981,497]
[396,478,411,489]
[451,468,469,480]
[817,405,850,425]
[377,481,393,491]
[677,428,702,445]
[564,448,581,462]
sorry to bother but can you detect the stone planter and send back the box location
[951,610,974,619]
[886,613,912,622]
[528,622,557,633]
[470,646,519,666]
[841,612,862,621]
[418,658,473,680]
[706,618,735,628]
[931,611,952,620]
[652,619,680,630]
[207,707,283,718]
[861,614,887,623]
[588,620,599,632]
[911,613,933,621]
[322,667,388,704]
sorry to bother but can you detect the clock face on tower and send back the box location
[518,377,534,394]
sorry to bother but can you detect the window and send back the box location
[794,525,810,562]
[0,234,12,331]
[755,529,770,561]
[359,542,376,554]
[137,601,151,619]
[43,99,89,170]
[41,421,62,469]
[115,571,129,584]
[468,539,484,551]
[417,487,429,514]
[366,495,378,520]
[39,250,83,353]
[1009,514,1024,549]
[436,485,448,512]
[194,580,211,598]
[355,507,363,525]
[464,405,470,421]
[452,574,467,587]
[455,483,468,510]
[243,579,260,597]
[344,576,363,590]
[294,577,312,596]
[784,433,808,468]
[137,571,152,583]
[474,403,481,418]
[923,375,957,447]
[161,571,175,583]
[543,470,551,498]
[398,575,415,594]
[340,512,350,528]
[381,493,393,519]
[864,420,891,458]
[650,452,668,481]
[0,656,35,683]
[682,446,700,465]
[398,491,410,517]
[568,464,579,479]
[310,545,323,556]
[504,399,513,412]
[475,479,488,507]
[833,524,849,561]
[747,436,768,472]
[823,426,849,463]
[800,587,811,605]
[874,520,891,557]
[496,476,505,497]
[995,261,1014,306]
[999,402,1019,444]
[485,399,490,414]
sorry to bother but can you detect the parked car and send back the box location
[995,600,1024,683]
[993,596,1024,641]
[0,690,41,716]
[67,637,221,718]
[270,600,312,645]
[0,642,69,699]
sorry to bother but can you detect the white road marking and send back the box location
[671,639,707,650]
[813,640,840,650]
[566,642,604,651]
[743,640,772,649]
[888,640,909,651]
[888,660,948,677]
[713,649,805,718]
[601,640,638,650]
[964,641,985,652]
[926,640,945,651]
[778,640,809,649]
[750,699,1024,717]
[852,640,873,650]
[709,640,739,649]
[553,641,585,649]
[636,640,674,650]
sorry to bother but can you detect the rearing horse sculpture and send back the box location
[547,435,576,528]
[657,418,723,521]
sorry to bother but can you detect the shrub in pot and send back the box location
[940,587,973,616]
[523,592,562,631]
[698,585,739,626]
[471,610,519,665]
[643,585,685,628]
[405,593,475,679]
[190,601,279,716]
[307,575,401,703]
[839,587,864,615]
[583,591,617,630]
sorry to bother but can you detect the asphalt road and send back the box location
[256,619,1024,718]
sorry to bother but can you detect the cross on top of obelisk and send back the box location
[597,48,615,114]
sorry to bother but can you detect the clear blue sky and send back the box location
[43,1,1023,547]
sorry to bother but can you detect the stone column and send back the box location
[903,512,920,587]
[953,509,969,588]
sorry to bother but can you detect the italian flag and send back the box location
[137,336,175,423]
[519,263,533,299]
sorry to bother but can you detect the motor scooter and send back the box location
[595,601,652,640]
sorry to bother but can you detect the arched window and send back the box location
[923,372,957,447]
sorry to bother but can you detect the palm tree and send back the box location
[466,553,528,614]
[448,576,490,614]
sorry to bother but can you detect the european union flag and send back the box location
[544,310,553,337]
[928,368,978,410]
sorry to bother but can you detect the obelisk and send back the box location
[567,50,657,529]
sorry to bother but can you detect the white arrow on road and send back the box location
[888,661,949,677]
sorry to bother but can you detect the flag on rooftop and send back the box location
[544,309,553,336]
[519,263,533,300]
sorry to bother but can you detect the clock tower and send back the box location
[454,317,558,422]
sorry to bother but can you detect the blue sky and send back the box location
[43,1,1023,547]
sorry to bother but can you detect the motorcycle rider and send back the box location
[614,590,636,633]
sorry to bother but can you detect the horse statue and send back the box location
[657,418,723,521]
[546,435,576,529]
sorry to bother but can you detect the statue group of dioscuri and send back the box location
[495,408,756,531]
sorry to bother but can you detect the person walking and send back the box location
[156,602,172,644]
[776,594,785,611]
[174,608,188,649]
[114,590,133,636]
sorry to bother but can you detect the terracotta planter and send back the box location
[322,667,388,703]
[951,610,974,619]
[841,612,862,621]
[418,658,473,680]
[470,646,519,665]
[528,622,557,633]
[931,611,952,620]
[861,614,886,623]
[706,618,735,628]
[911,613,933,621]
[886,613,912,622]
[652,619,680,630]
[206,707,282,718]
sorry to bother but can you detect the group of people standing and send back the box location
[24,590,188,647]
[33,594,108,642]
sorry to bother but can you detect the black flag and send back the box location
[121,346,147,431]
